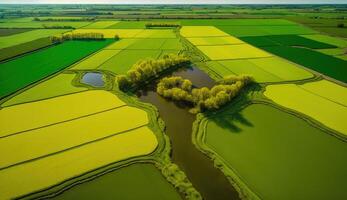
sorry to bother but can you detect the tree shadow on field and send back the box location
[209,84,260,133]
[211,111,253,133]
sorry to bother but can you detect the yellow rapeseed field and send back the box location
[0,126,158,200]
[197,44,272,60]
[0,90,125,137]
[180,26,228,37]
[71,49,121,70]
[186,36,244,46]
[71,29,143,38]
[300,80,347,106]
[0,106,148,168]
[265,84,347,135]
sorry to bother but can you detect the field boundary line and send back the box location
[0,124,148,171]
[0,105,127,140]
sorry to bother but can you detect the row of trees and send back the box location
[117,54,190,91]
[157,75,253,113]
[42,25,74,29]
[33,17,95,21]
[50,32,105,43]
[145,22,181,28]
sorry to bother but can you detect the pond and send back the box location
[81,72,105,87]
[136,66,240,200]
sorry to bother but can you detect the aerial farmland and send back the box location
[0,3,346,200]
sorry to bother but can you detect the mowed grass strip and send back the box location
[99,50,161,74]
[300,80,347,106]
[71,49,121,70]
[0,90,125,137]
[0,29,68,49]
[0,40,113,98]
[2,73,87,107]
[52,164,182,200]
[197,44,272,60]
[0,106,148,168]
[204,103,347,200]
[0,126,157,200]
[71,29,143,38]
[186,36,244,46]
[82,21,119,29]
[265,84,347,135]
[180,26,228,37]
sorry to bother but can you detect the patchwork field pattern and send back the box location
[0,90,158,199]
[2,73,87,107]
[0,29,69,49]
[182,25,312,82]
[242,34,347,83]
[71,29,182,74]
[0,40,113,98]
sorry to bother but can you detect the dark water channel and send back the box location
[81,72,105,87]
[137,66,240,200]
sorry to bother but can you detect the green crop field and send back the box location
[51,164,182,200]
[0,40,113,98]
[0,4,346,200]
[201,103,347,200]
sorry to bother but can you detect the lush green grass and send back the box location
[51,164,181,200]
[2,73,87,107]
[205,103,347,200]
[0,28,34,36]
[0,40,113,98]
[262,45,347,83]
[99,49,161,74]
[241,35,336,49]
[0,37,53,61]
[0,29,68,49]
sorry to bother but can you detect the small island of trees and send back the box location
[157,75,253,113]
[117,54,190,91]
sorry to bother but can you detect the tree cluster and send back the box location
[145,22,181,28]
[50,32,105,43]
[42,24,74,29]
[157,75,253,113]
[117,54,190,91]
[33,17,95,21]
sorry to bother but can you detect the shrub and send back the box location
[156,75,253,113]
[117,54,190,91]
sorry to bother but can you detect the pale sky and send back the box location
[1,0,346,4]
